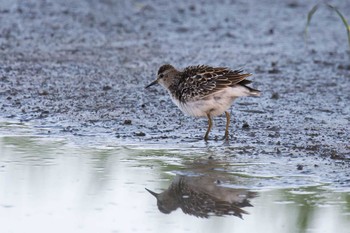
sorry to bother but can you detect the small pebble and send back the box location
[242,122,250,129]
[102,85,112,91]
[123,119,132,125]
[135,132,145,136]
[271,93,279,99]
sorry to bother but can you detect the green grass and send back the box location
[305,3,350,50]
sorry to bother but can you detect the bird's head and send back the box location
[145,188,179,214]
[145,64,177,89]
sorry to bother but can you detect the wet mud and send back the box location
[0,0,349,159]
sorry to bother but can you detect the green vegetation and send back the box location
[305,3,350,50]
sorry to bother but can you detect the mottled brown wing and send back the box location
[177,177,248,218]
[180,190,248,219]
[177,65,251,102]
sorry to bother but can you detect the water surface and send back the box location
[0,121,349,233]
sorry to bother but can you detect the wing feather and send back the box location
[176,65,252,102]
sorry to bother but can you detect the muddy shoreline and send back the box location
[0,0,349,159]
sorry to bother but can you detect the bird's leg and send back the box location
[224,111,230,140]
[204,113,213,141]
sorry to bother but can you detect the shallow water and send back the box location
[0,121,349,233]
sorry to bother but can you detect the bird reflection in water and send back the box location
[146,159,257,219]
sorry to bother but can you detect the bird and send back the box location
[145,174,256,219]
[145,64,261,141]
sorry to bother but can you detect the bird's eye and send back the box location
[159,74,164,78]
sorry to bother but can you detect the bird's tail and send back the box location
[244,85,261,97]
[231,84,261,97]
[237,79,261,97]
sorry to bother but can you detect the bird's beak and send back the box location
[145,80,158,88]
[145,188,159,197]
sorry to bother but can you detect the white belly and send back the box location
[170,87,241,117]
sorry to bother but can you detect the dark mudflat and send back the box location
[0,0,349,159]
